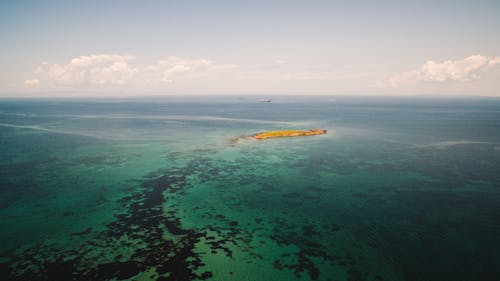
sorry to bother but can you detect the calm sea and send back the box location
[1,96,499,281]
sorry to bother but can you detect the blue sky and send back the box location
[1,0,499,96]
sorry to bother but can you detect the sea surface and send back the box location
[0,96,499,281]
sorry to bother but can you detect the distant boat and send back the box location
[259,99,271,103]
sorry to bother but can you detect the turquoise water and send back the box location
[1,96,499,281]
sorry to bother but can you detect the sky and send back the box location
[1,0,499,97]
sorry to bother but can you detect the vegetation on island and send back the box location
[252,129,327,140]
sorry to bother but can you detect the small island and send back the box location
[252,129,327,140]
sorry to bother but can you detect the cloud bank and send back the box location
[30,54,225,87]
[380,55,500,87]
[25,53,499,95]
[41,54,138,86]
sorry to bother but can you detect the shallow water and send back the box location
[1,96,499,281]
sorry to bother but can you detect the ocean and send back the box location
[0,96,499,281]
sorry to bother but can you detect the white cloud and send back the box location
[26,54,235,90]
[146,56,212,83]
[379,55,500,87]
[42,54,138,86]
[24,78,40,86]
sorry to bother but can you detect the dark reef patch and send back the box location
[269,218,340,280]
[1,158,220,281]
[2,156,275,280]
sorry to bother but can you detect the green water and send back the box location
[1,97,499,280]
